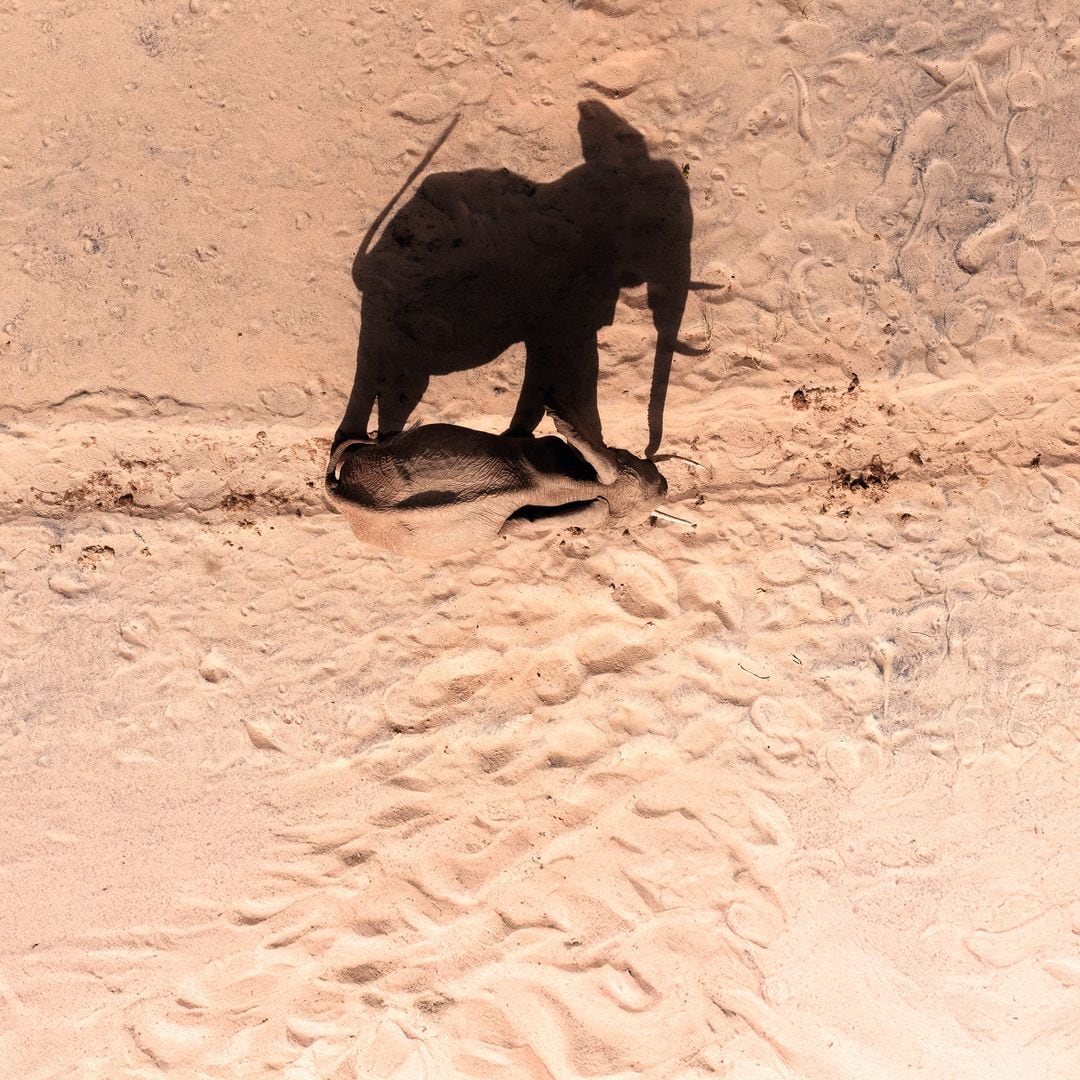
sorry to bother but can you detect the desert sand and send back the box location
[4,0,1080,1076]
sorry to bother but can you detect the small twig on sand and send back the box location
[738,663,770,680]
[651,509,697,528]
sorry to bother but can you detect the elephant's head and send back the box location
[550,415,667,524]
[600,448,668,524]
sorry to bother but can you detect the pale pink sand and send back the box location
[4,0,1080,1076]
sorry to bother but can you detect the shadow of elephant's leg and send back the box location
[375,369,430,439]
[545,332,603,449]
[333,336,378,447]
[504,338,549,437]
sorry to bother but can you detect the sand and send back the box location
[4,0,1080,1075]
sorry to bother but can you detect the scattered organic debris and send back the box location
[834,456,898,496]
[790,373,859,411]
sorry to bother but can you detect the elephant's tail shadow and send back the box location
[350,113,462,292]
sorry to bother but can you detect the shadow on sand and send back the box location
[333,100,694,459]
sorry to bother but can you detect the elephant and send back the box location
[325,418,667,558]
[333,99,693,459]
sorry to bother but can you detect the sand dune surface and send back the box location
[4,0,1080,1075]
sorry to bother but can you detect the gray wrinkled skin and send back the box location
[326,422,667,559]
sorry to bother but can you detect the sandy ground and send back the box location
[4,0,1080,1076]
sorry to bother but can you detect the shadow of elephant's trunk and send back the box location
[646,338,675,459]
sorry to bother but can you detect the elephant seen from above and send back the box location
[326,416,667,559]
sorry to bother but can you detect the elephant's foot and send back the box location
[502,410,544,439]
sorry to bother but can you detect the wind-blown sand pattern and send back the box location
[4,0,1080,1076]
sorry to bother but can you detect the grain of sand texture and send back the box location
[4,0,1080,1076]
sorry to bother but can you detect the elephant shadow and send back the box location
[333,99,693,458]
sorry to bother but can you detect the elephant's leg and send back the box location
[500,499,611,540]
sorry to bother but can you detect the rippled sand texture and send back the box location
[5,0,1080,1076]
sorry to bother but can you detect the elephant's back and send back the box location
[332,425,533,509]
[328,424,545,558]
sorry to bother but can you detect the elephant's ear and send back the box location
[577,100,649,165]
[551,415,619,486]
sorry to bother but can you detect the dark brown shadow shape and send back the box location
[333,100,693,458]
